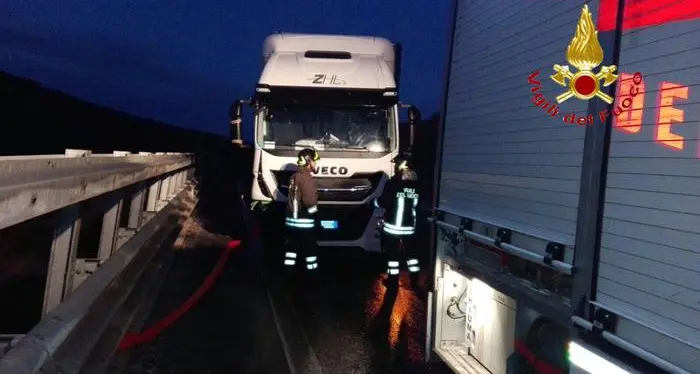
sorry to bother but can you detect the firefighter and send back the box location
[374,153,421,286]
[283,148,320,271]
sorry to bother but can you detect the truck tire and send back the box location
[524,317,569,373]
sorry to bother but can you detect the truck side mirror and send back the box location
[229,100,243,146]
[407,106,421,151]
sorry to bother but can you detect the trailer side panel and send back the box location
[596,14,700,373]
[438,0,600,245]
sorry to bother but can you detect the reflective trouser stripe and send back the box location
[284,252,296,266]
[286,217,314,229]
[387,260,400,275]
[407,258,419,273]
[306,256,318,270]
[382,223,414,236]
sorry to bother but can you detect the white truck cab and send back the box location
[229,33,420,252]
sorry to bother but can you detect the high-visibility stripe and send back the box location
[383,221,414,236]
[307,205,318,214]
[395,197,405,226]
[285,217,315,229]
[373,198,380,209]
[286,221,314,229]
[383,222,413,231]
[388,268,399,275]
[285,252,297,258]
[383,226,414,236]
[306,256,317,263]
[408,265,420,273]
[307,263,318,270]
[407,258,419,266]
[284,259,295,266]
[293,198,298,219]
[286,217,314,223]
[388,261,400,267]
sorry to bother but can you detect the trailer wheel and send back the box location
[523,317,569,373]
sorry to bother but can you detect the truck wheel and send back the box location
[523,317,569,373]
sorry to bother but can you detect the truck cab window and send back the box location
[260,105,393,152]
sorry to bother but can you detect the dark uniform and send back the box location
[283,148,321,271]
[374,154,421,279]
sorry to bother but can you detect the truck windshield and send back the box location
[259,105,395,152]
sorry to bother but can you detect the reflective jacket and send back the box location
[374,170,420,236]
[286,167,319,229]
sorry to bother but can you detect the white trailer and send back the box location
[229,33,420,252]
[426,1,700,373]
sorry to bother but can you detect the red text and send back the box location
[528,71,560,118]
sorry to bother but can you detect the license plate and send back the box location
[320,220,339,229]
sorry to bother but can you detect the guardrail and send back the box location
[0,149,197,373]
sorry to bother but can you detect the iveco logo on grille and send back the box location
[313,166,348,175]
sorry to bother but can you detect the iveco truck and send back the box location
[426,1,699,374]
[229,33,420,252]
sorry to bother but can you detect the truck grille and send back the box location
[272,171,385,202]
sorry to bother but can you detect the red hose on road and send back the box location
[117,239,242,351]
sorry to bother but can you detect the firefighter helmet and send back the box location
[297,148,320,166]
[391,153,410,171]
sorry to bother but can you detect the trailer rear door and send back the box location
[595,4,700,372]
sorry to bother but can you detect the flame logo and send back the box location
[566,5,604,71]
[550,4,618,104]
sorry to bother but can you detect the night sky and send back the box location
[1,0,452,141]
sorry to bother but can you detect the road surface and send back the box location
[110,170,450,374]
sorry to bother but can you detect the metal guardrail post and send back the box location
[146,179,162,212]
[98,195,123,259]
[43,205,81,315]
[167,173,176,199]
[128,185,146,230]
[158,176,171,210]
[174,171,183,193]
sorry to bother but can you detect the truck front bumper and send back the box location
[315,204,383,252]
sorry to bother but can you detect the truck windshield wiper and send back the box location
[326,144,370,151]
[269,142,317,148]
[273,142,300,148]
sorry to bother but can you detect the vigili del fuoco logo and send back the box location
[528,4,643,126]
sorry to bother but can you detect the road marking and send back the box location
[261,268,324,374]
[261,269,298,374]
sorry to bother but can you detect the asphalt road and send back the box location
[111,165,451,374]
[262,246,448,374]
